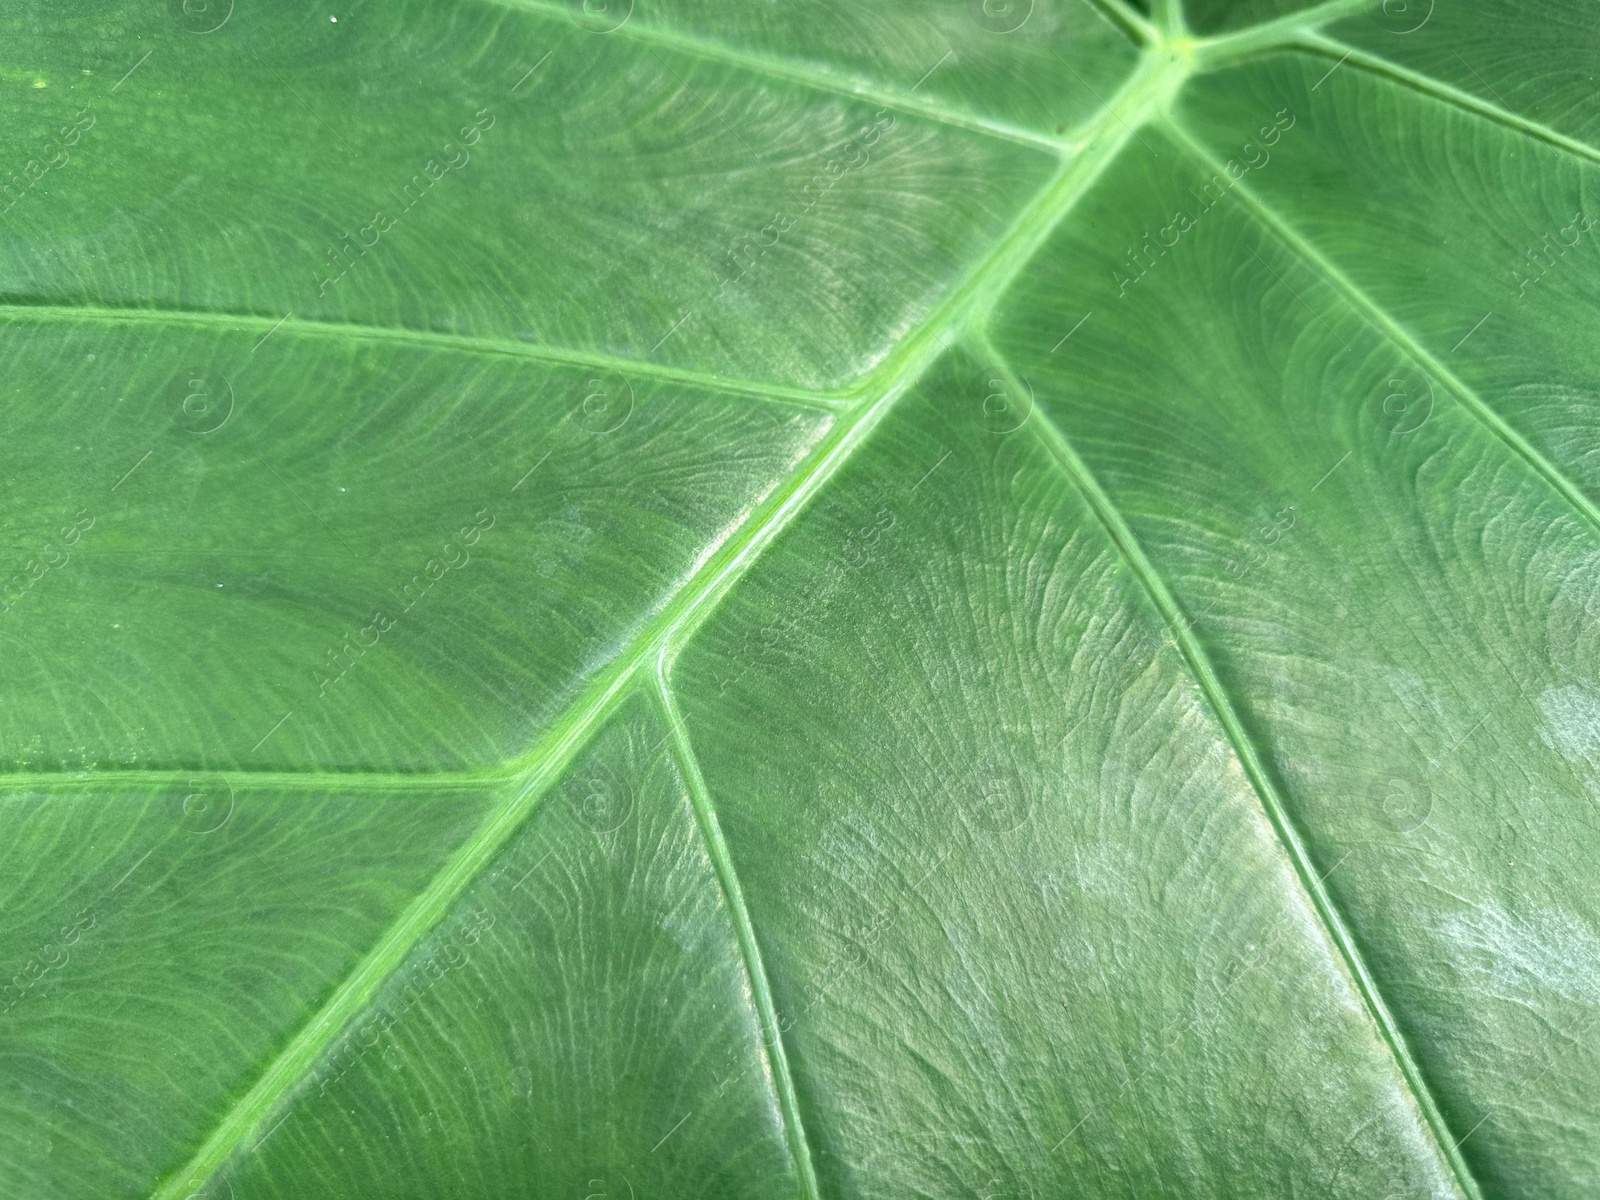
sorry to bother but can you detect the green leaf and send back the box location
[1,1,1596,1197]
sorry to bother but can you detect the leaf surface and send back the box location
[1,1,1597,1197]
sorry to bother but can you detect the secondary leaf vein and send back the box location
[484,0,1064,152]
[653,667,821,1200]
[978,338,1485,1200]
[0,302,843,411]
[1166,118,1600,541]
[1082,0,1159,48]
[1291,33,1600,168]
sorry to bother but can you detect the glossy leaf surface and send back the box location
[1,1,1596,1197]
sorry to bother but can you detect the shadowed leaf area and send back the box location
[0,0,1596,1197]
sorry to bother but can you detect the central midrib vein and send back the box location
[145,340,898,1200]
[150,46,1191,1199]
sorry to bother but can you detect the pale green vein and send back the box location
[976,339,1484,1200]
[1189,0,1375,67]
[1291,32,1600,168]
[1166,119,1600,541]
[672,50,1193,653]
[485,0,1065,153]
[1191,0,1600,169]
[0,302,843,412]
[0,766,513,795]
[148,646,639,1200]
[1082,0,1159,48]
[1153,0,1188,40]
[147,382,883,1200]
[652,667,820,1200]
[151,43,1188,1196]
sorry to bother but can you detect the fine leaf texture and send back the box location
[0,1,1596,1198]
